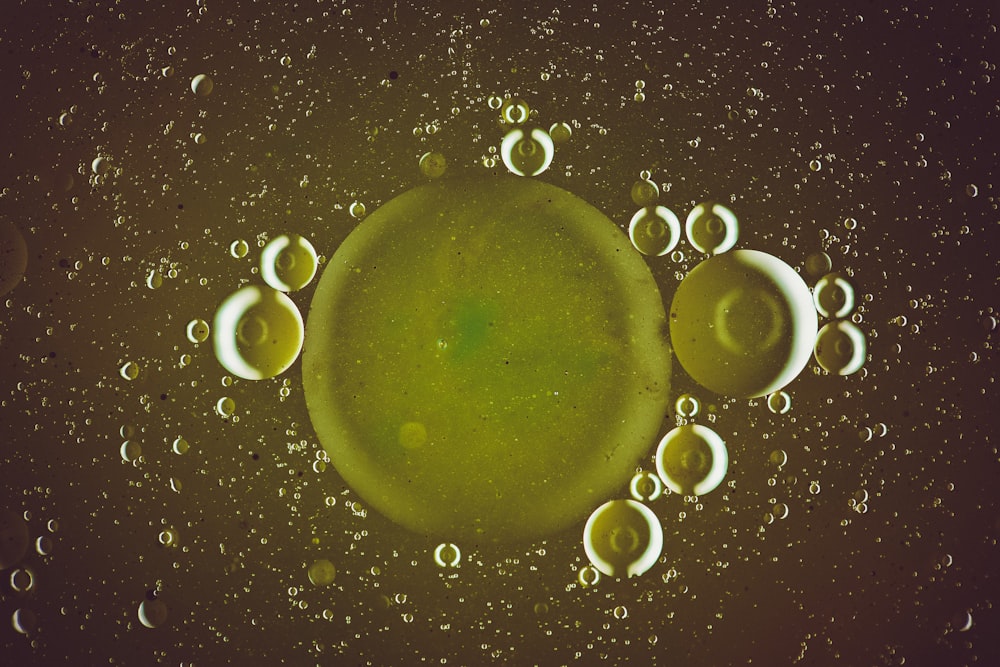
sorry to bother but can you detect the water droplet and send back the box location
[308,559,337,586]
[500,127,554,177]
[813,272,856,319]
[186,319,210,343]
[433,543,461,567]
[685,202,739,255]
[670,250,818,397]
[419,151,447,179]
[630,179,660,207]
[628,206,681,256]
[190,74,214,96]
[655,424,729,496]
[212,286,304,380]
[583,499,662,578]
[260,234,318,292]
[814,320,867,375]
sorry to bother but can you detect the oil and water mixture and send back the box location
[1,2,997,665]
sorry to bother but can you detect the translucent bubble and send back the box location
[145,269,162,290]
[766,390,791,414]
[769,449,787,468]
[190,74,214,96]
[119,361,140,381]
[172,437,189,455]
[500,128,554,177]
[212,285,304,380]
[35,536,53,556]
[670,250,818,397]
[773,502,789,519]
[120,440,142,462]
[349,201,366,219]
[260,234,318,292]
[630,179,660,207]
[419,151,447,179]
[813,272,856,319]
[9,568,33,592]
[433,543,461,567]
[501,98,530,124]
[229,239,250,258]
[307,559,337,586]
[303,177,670,541]
[215,396,236,417]
[548,122,572,144]
[804,251,832,278]
[186,319,210,343]
[814,320,867,375]
[685,202,739,255]
[0,219,29,297]
[578,565,601,586]
[138,599,168,628]
[628,206,681,256]
[675,393,701,418]
[91,156,109,175]
[12,608,37,634]
[654,424,728,496]
[965,184,979,198]
[629,471,663,502]
[583,499,662,578]
[613,605,629,619]
[487,95,503,110]
[809,159,822,171]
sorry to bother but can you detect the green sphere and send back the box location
[303,176,670,541]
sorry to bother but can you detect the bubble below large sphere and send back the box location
[212,285,304,380]
[654,424,728,496]
[583,499,663,578]
[670,249,818,398]
[302,176,670,541]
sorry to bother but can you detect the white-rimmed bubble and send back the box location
[670,250,818,398]
[120,440,142,463]
[307,559,337,586]
[814,320,867,375]
[583,499,663,578]
[172,437,189,455]
[12,608,36,634]
[190,74,213,96]
[578,564,601,587]
[260,234,318,292]
[230,239,249,258]
[813,272,856,319]
[9,568,33,592]
[629,471,663,502]
[433,543,461,568]
[766,390,791,414]
[629,206,681,257]
[186,319,210,343]
[500,127,554,177]
[419,151,447,178]
[212,285,304,380]
[501,98,530,124]
[675,393,701,418]
[138,599,168,629]
[654,424,728,496]
[549,122,572,144]
[630,179,660,207]
[685,202,739,255]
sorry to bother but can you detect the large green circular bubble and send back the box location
[669,249,817,398]
[303,176,670,542]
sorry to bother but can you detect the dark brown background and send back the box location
[1,1,996,664]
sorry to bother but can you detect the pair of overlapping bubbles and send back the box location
[584,421,728,579]
[628,199,739,258]
[212,234,318,380]
[811,271,867,376]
